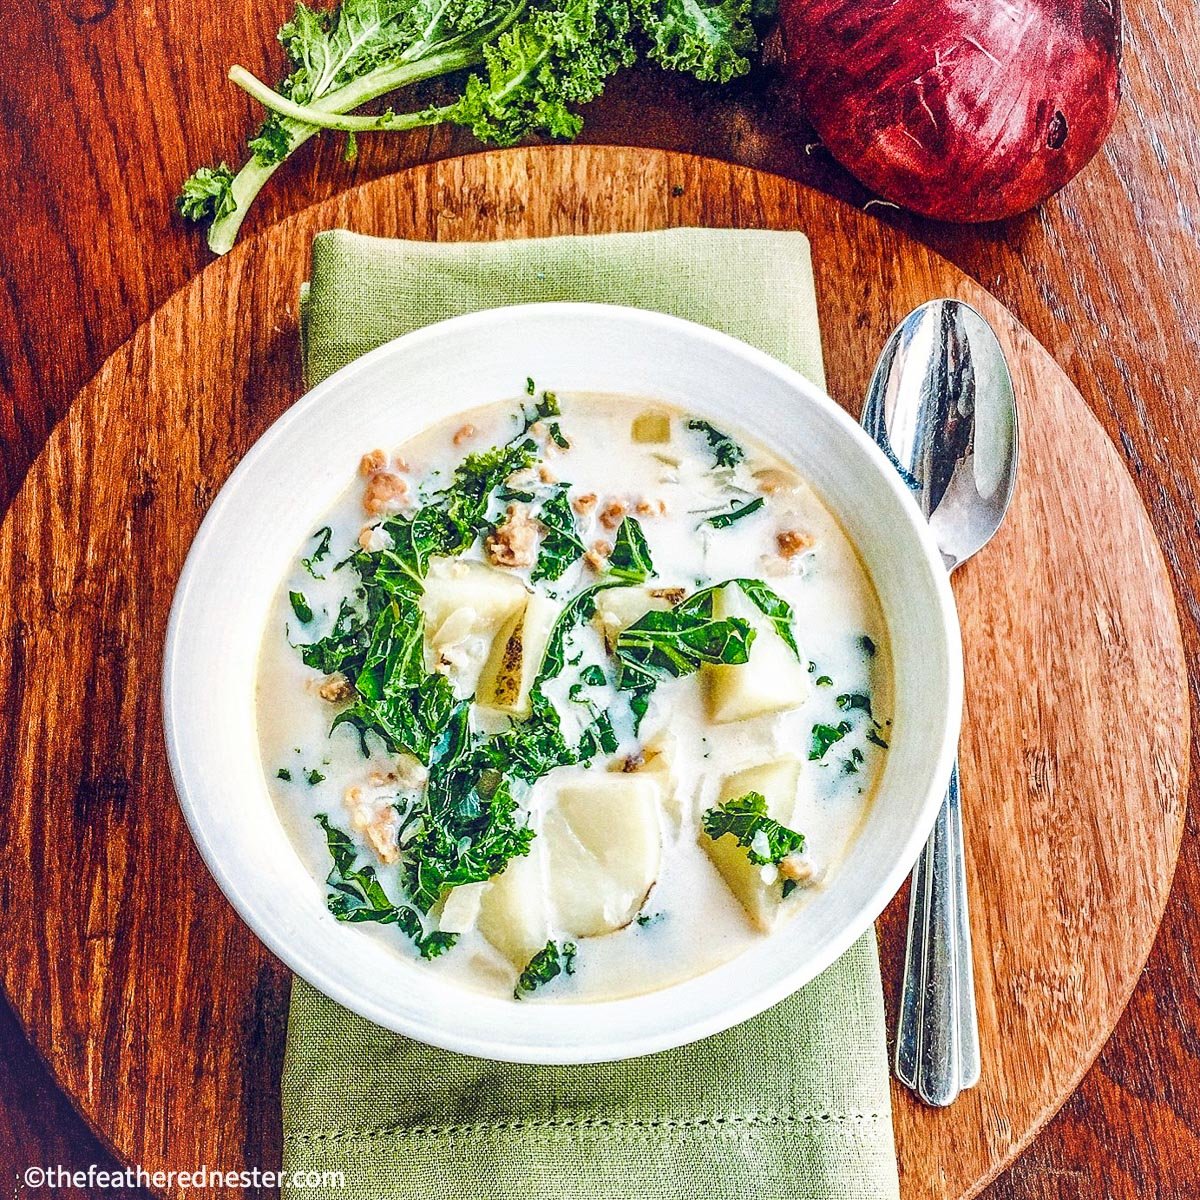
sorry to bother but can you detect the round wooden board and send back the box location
[0,146,1187,1199]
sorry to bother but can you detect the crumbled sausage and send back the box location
[599,500,628,530]
[777,529,815,558]
[649,587,686,606]
[485,503,540,568]
[538,465,557,484]
[318,674,355,703]
[572,492,598,516]
[584,539,613,572]
[344,787,401,864]
[360,448,387,476]
[755,468,802,495]
[363,471,408,515]
[635,498,667,518]
[453,424,477,446]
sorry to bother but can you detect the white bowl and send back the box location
[163,302,962,1063]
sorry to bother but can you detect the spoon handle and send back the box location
[894,761,980,1105]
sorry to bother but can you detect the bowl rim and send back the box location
[163,300,962,1063]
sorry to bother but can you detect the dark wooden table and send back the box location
[1,4,1197,1197]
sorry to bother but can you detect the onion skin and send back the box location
[778,0,1121,222]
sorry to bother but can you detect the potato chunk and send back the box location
[419,557,527,641]
[476,845,550,968]
[476,593,561,715]
[701,757,803,932]
[592,585,685,652]
[437,881,487,934]
[703,586,808,723]
[632,410,672,443]
[543,775,663,936]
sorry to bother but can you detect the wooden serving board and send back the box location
[0,146,1187,1199]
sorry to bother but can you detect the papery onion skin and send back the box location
[778,0,1122,222]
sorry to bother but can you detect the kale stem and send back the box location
[206,43,482,255]
[229,66,446,133]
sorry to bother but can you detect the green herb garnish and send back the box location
[276,768,292,781]
[306,768,326,785]
[836,692,872,715]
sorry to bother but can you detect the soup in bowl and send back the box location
[164,304,961,1061]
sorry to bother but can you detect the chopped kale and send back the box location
[514,939,577,999]
[702,791,805,864]
[301,526,334,577]
[289,590,314,623]
[809,721,852,761]
[314,815,457,959]
[532,487,587,583]
[608,516,656,584]
[705,496,764,528]
[687,418,744,467]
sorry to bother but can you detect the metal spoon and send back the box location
[860,299,1019,1107]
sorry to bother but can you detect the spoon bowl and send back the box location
[863,301,1019,572]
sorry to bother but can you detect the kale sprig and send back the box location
[316,814,458,957]
[702,791,805,865]
[180,0,764,253]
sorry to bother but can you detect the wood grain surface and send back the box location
[0,146,1189,1200]
[0,4,1198,1198]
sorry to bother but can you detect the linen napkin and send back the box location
[283,227,900,1200]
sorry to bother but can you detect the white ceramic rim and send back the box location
[163,302,963,1063]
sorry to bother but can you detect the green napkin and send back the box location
[284,227,899,1200]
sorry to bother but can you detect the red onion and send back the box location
[778,0,1121,221]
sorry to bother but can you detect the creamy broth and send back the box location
[256,392,892,1001]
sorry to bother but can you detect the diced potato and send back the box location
[632,410,672,444]
[592,586,686,652]
[476,593,561,715]
[612,733,681,824]
[701,758,803,932]
[543,775,663,937]
[476,845,550,968]
[419,557,527,641]
[703,585,808,723]
[437,881,488,935]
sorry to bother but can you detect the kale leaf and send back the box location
[633,0,759,83]
[608,516,656,583]
[301,525,334,576]
[614,603,753,689]
[182,0,758,255]
[532,487,587,582]
[809,720,851,761]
